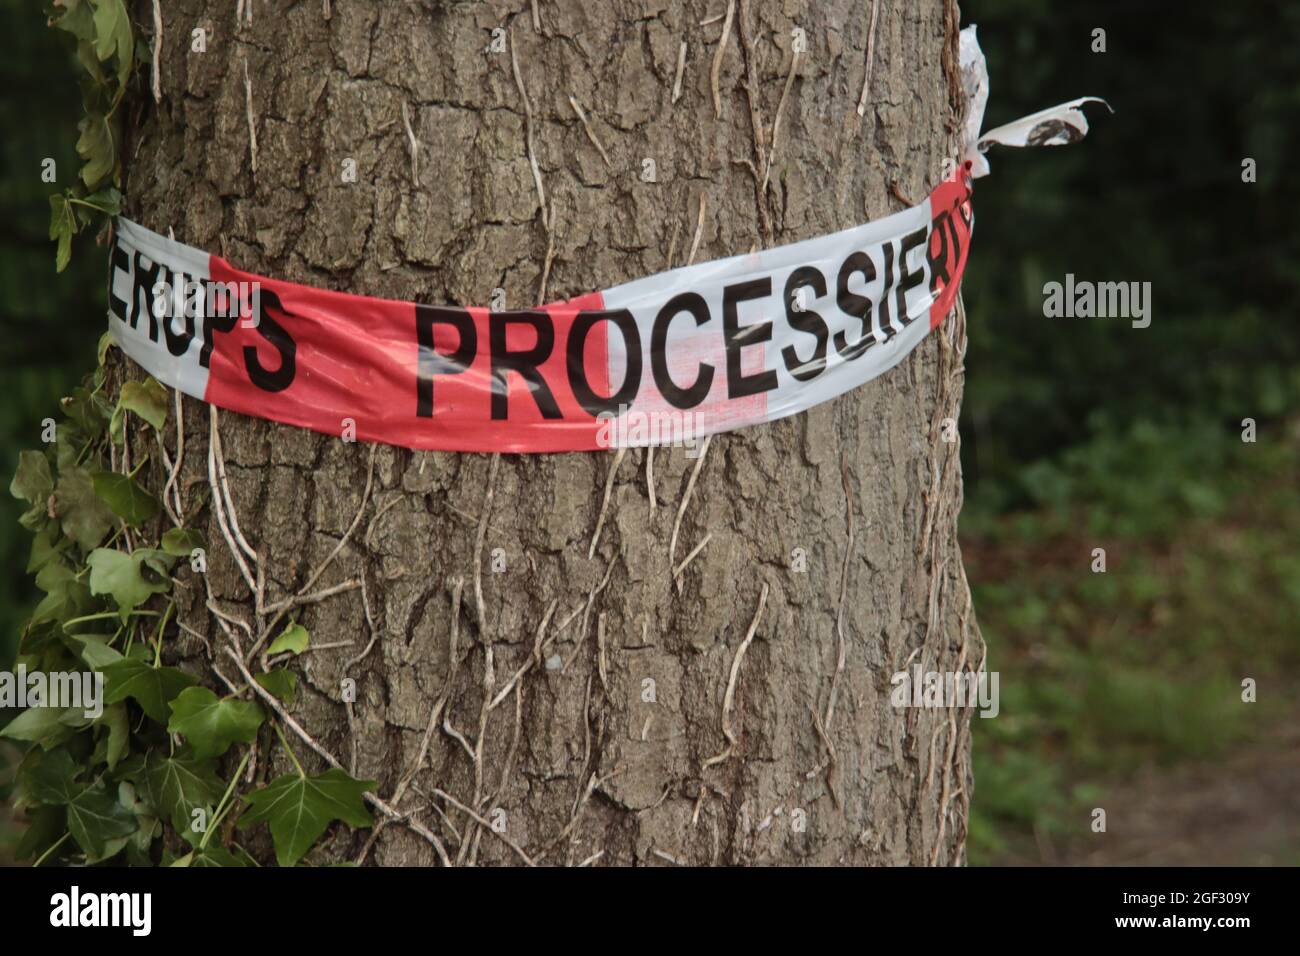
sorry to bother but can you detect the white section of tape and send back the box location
[108,220,213,401]
[601,197,938,443]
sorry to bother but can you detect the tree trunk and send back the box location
[121,0,980,865]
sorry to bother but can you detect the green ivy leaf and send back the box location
[64,633,125,669]
[239,768,375,867]
[31,559,91,626]
[161,526,204,556]
[268,621,310,657]
[101,658,196,723]
[81,186,122,216]
[19,748,136,861]
[67,781,137,858]
[16,805,66,862]
[173,845,247,867]
[26,523,68,574]
[20,747,82,805]
[48,193,76,272]
[53,466,115,550]
[255,668,298,705]
[87,833,132,864]
[126,748,223,837]
[91,471,159,526]
[33,559,73,599]
[111,377,168,438]
[51,0,98,41]
[10,450,53,512]
[167,686,264,759]
[0,706,78,749]
[86,548,174,620]
[90,0,133,83]
[59,384,112,440]
[74,36,106,84]
[75,112,114,189]
[119,781,162,860]
[57,707,95,733]
[101,702,130,770]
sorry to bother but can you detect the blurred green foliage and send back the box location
[963,1,1300,863]
[966,444,1300,861]
[961,0,1300,508]
[0,0,107,858]
[1,0,106,673]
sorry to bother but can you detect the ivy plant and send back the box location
[45,0,142,271]
[5,344,377,865]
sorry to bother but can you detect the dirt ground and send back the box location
[1048,717,1300,867]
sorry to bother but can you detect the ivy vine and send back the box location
[45,0,140,272]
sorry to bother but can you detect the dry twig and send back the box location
[672,40,687,104]
[709,1,737,118]
[686,192,707,265]
[206,408,256,596]
[568,95,611,167]
[433,788,536,866]
[150,0,162,104]
[249,444,377,660]
[588,447,627,558]
[243,57,258,173]
[472,454,500,631]
[671,531,713,589]
[401,100,420,186]
[667,434,711,564]
[702,582,769,769]
[762,50,801,192]
[510,29,548,230]
[855,0,881,118]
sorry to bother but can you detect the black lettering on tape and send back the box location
[567,309,642,417]
[834,251,878,360]
[162,266,196,358]
[927,210,952,295]
[130,252,162,341]
[199,297,237,369]
[108,243,130,323]
[416,305,477,418]
[244,289,296,392]
[876,241,900,342]
[781,266,829,381]
[947,209,965,272]
[723,278,778,399]
[490,311,561,420]
[894,227,927,328]
[651,292,714,410]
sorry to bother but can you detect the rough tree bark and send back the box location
[118,0,981,865]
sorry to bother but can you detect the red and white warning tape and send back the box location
[106,27,1103,453]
